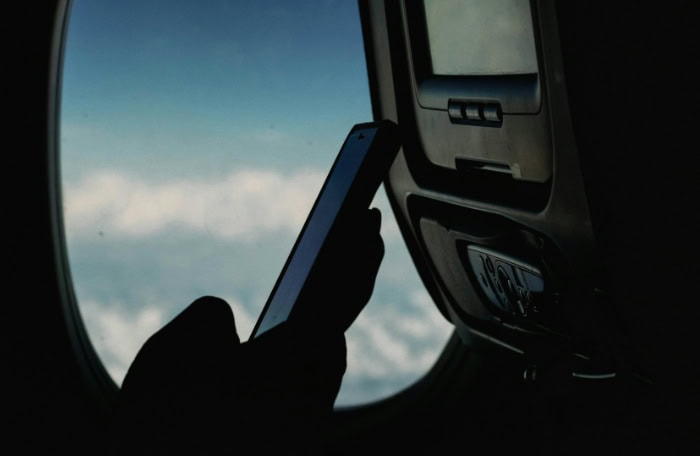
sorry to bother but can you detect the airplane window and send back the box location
[60,0,454,406]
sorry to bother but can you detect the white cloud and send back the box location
[345,288,454,381]
[392,289,452,340]
[79,298,166,385]
[63,168,401,243]
[63,168,324,241]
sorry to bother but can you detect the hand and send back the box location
[110,209,383,454]
[111,296,346,455]
[292,207,384,334]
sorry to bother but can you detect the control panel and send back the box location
[448,100,503,127]
[466,245,545,319]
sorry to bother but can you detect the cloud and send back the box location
[63,167,402,244]
[63,168,324,241]
[344,288,453,381]
[79,298,165,384]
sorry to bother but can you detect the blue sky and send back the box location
[61,0,370,181]
[60,0,453,406]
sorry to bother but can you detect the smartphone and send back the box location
[249,120,401,339]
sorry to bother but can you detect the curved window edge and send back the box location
[49,0,119,415]
[331,331,465,430]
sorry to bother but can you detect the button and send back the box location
[464,103,483,121]
[482,104,502,122]
[497,266,517,304]
[479,254,487,273]
[480,272,489,289]
[485,256,495,274]
[448,101,464,120]
[494,278,503,293]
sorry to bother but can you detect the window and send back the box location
[60,0,453,406]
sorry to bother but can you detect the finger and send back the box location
[368,206,382,230]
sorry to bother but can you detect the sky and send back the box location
[60,0,454,406]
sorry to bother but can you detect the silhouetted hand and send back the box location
[109,208,384,455]
[292,206,384,333]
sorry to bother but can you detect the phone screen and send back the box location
[250,121,399,339]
